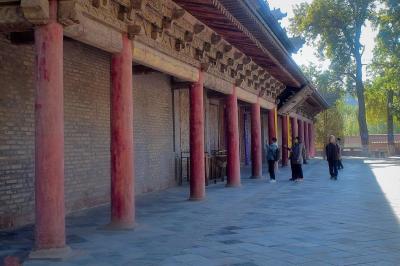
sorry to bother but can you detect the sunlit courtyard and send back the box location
[2,157,399,265]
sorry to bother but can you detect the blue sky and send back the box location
[267,0,376,74]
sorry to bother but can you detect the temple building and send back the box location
[0,0,328,256]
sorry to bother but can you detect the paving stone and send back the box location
[2,157,400,265]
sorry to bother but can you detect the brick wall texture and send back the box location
[0,36,176,229]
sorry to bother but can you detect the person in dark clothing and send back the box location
[326,135,339,180]
[265,137,280,182]
[288,137,306,181]
[337,138,344,170]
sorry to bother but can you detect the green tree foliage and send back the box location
[367,0,400,152]
[290,0,375,150]
[315,107,344,148]
[369,0,400,116]
[302,64,344,105]
[302,65,345,147]
[365,78,400,133]
[339,100,360,136]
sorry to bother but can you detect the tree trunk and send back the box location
[387,89,395,156]
[354,41,369,154]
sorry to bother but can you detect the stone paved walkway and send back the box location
[1,157,400,266]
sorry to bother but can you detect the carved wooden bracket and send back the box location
[234,51,243,60]
[162,16,172,29]
[175,38,185,51]
[220,64,227,73]
[211,33,221,45]
[127,24,141,39]
[259,87,267,97]
[21,0,49,25]
[243,56,251,65]
[258,69,266,75]
[131,0,146,10]
[195,48,204,60]
[201,62,210,72]
[216,51,223,60]
[203,42,211,52]
[184,30,193,42]
[172,8,185,20]
[208,56,217,66]
[193,23,205,34]
[223,44,232,53]
[235,78,244,87]
[230,69,237,78]
[151,23,162,40]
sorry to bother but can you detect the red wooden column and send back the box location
[309,123,315,157]
[298,119,304,144]
[250,101,262,178]
[304,122,309,158]
[189,71,205,200]
[290,117,298,143]
[226,86,241,187]
[281,115,289,166]
[110,35,135,229]
[268,108,276,143]
[32,0,69,257]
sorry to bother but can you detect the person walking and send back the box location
[337,137,344,170]
[266,137,280,182]
[302,139,308,165]
[289,137,306,181]
[326,135,339,180]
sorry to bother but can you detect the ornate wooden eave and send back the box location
[0,0,288,104]
[278,84,329,117]
[172,0,304,88]
[0,0,49,32]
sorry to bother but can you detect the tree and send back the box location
[302,64,345,148]
[315,107,344,149]
[302,64,344,105]
[290,0,375,153]
[369,0,400,154]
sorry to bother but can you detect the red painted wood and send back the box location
[298,119,304,144]
[3,256,20,266]
[268,108,276,143]
[281,115,289,166]
[251,101,262,178]
[226,87,241,187]
[110,35,135,228]
[189,71,205,200]
[309,123,315,157]
[304,122,309,157]
[34,0,66,250]
[291,117,298,141]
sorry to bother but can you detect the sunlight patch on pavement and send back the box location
[366,159,400,223]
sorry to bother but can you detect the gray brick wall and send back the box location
[0,36,35,228]
[133,72,176,194]
[63,38,111,212]
[0,36,176,229]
